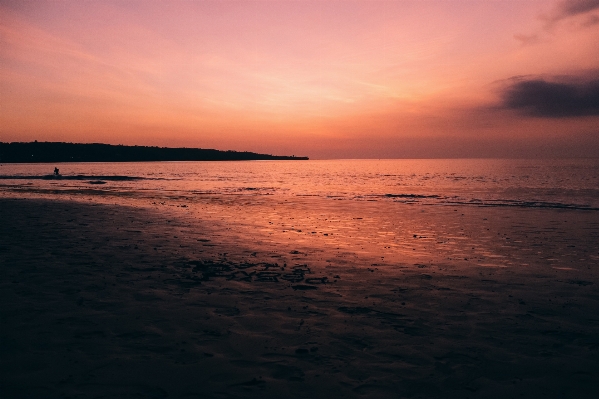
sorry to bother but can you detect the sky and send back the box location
[1,0,598,159]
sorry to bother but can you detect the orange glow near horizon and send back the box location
[1,1,599,158]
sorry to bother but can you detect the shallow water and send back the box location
[2,158,599,209]
[2,159,598,272]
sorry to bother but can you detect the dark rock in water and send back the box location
[305,277,328,284]
[89,180,107,185]
[281,274,304,282]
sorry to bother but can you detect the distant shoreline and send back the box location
[0,142,309,163]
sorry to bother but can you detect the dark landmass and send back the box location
[0,142,309,163]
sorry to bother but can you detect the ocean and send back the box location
[2,158,598,270]
[2,158,599,209]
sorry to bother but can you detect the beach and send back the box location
[2,190,599,398]
[3,0,599,394]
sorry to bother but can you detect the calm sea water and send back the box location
[2,158,599,271]
[1,159,598,209]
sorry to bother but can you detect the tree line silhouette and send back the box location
[0,142,308,163]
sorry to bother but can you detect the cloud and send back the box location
[513,34,541,45]
[582,13,599,26]
[500,76,599,117]
[556,0,599,18]
[515,0,599,45]
[544,0,599,26]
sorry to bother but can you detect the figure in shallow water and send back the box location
[54,167,59,176]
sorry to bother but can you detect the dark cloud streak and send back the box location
[582,13,599,25]
[558,0,599,18]
[546,0,599,25]
[513,34,541,45]
[501,77,599,118]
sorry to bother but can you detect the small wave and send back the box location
[231,187,278,193]
[360,193,598,210]
[444,199,598,211]
[0,175,147,181]
[383,193,440,199]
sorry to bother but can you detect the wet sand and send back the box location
[1,197,599,398]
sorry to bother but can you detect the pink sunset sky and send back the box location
[1,0,598,158]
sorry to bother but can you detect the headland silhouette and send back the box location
[0,142,309,163]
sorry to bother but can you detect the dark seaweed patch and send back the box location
[292,285,317,290]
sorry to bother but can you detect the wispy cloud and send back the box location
[582,13,599,26]
[554,0,599,19]
[500,75,599,117]
[513,33,541,46]
[544,0,599,27]
[515,0,599,45]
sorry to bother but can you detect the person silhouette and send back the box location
[54,167,60,176]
